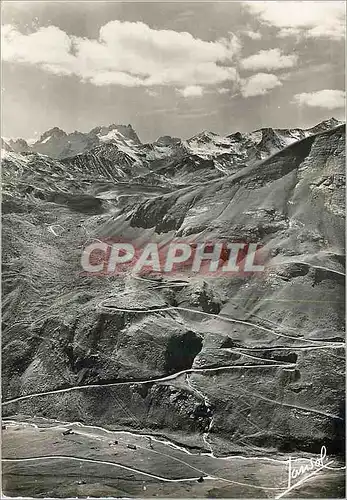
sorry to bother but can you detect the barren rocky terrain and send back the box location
[1,118,345,498]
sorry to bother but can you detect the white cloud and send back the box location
[243,1,345,40]
[277,27,301,38]
[240,48,298,71]
[241,73,282,97]
[1,25,75,69]
[218,88,230,94]
[241,29,262,40]
[1,21,240,91]
[177,85,204,97]
[292,89,345,109]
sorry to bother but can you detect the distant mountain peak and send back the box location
[323,117,339,124]
[90,123,141,144]
[306,117,343,135]
[39,127,67,143]
[312,117,342,129]
[7,137,31,153]
[1,138,13,152]
[155,135,181,146]
[191,130,219,141]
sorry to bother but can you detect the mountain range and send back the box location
[1,116,345,498]
[2,117,343,189]
[3,116,342,162]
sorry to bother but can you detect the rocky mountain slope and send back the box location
[1,118,345,497]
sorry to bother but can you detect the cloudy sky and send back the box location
[1,0,345,142]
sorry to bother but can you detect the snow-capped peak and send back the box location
[38,127,67,144]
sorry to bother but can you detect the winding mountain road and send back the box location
[2,361,296,406]
[2,298,344,420]
[97,299,345,347]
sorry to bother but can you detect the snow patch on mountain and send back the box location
[40,135,52,144]
[186,131,237,159]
